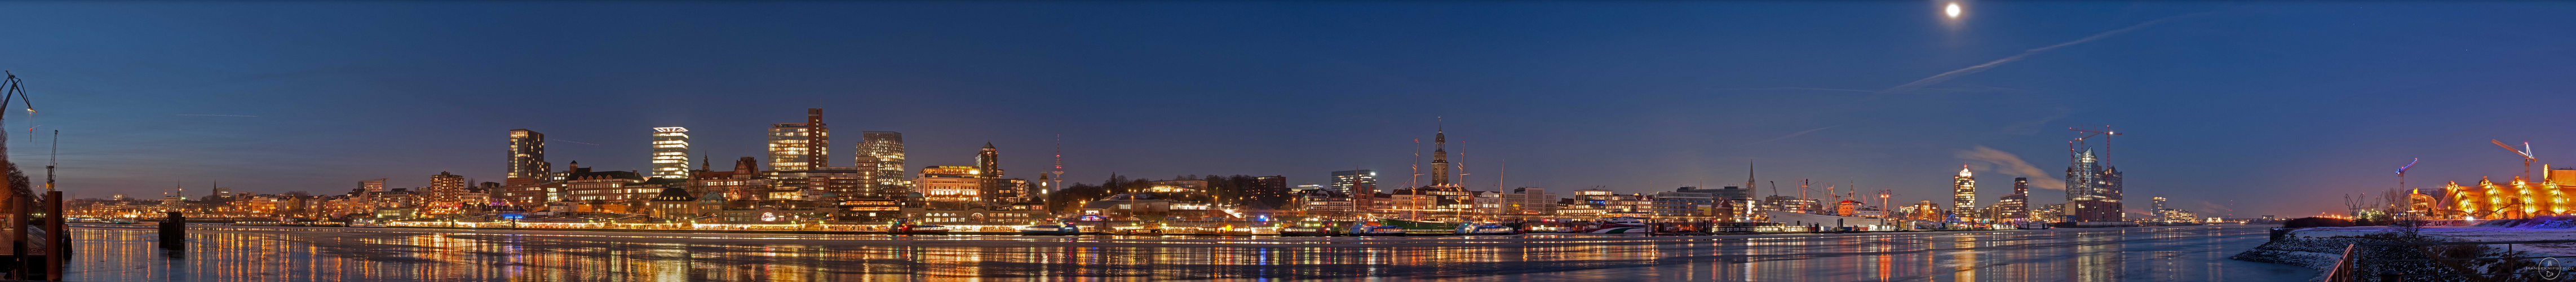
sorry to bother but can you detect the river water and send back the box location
[59,224,2309,281]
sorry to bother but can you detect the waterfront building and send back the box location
[646,186,698,219]
[1573,190,1649,214]
[1998,177,2030,222]
[920,166,984,205]
[2065,149,2125,222]
[1295,189,1358,213]
[857,131,910,199]
[691,157,769,201]
[1503,187,1556,218]
[771,169,866,200]
[650,127,691,179]
[1898,200,1944,221]
[1393,185,1475,221]
[767,108,830,170]
[425,171,468,215]
[499,182,563,208]
[560,165,652,208]
[2068,199,2121,222]
[1953,166,1976,221]
[1294,183,1325,192]
[833,197,905,222]
[507,129,551,184]
[2160,209,2201,223]
[2150,196,2168,223]
[2035,203,2067,222]
[900,206,1046,224]
[1250,176,1289,206]
[1331,170,1378,195]
[1652,190,1715,220]
[1149,180,1209,192]
[988,178,1032,206]
[975,143,1008,205]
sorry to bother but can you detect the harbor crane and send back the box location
[2492,139,2536,182]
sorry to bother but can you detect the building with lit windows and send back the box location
[1653,190,1715,219]
[1502,187,1555,218]
[1998,177,2030,222]
[860,131,907,196]
[771,169,867,201]
[1331,170,1378,196]
[507,129,550,185]
[919,166,984,205]
[767,108,829,170]
[425,171,468,214]
[975,143,1007,205]
[1953,166,1976,221]
[649,127,691,179]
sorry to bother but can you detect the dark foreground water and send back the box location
[59,224,2309,281]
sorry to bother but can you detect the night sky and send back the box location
[2,2,2572,218]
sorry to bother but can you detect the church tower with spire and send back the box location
[1430,126,1452,187]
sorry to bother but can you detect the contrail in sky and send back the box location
[176,114,258,117]
[1745,125,1840,146]
[1879,12,2216,94]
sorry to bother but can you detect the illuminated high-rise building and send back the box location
[649,127,691,179]
[767,109,830,170]
[1332,170,1378,195]
[860,131,906,195]
[506,129,550,184]
[2066,149,2104,201]
[1952,165,1976,220]
[1049,136,1065,197]
[2065,149,2125,222]
[976,143,1007,206]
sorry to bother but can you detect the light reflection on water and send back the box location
[62,225,2307,281]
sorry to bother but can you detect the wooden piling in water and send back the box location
[43,191,60,280]
[158,211,183,250]
[7,195,23,281]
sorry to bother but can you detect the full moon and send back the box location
[1945,3,1962,18]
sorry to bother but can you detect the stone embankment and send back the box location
[2232,227,2530,281]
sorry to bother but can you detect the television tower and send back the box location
[1052,135,1065,193]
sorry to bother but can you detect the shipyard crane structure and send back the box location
[0,72,35,141]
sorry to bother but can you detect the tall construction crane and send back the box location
[2492,139,2536,181]
[2068,126,2123,158]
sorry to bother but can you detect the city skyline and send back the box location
[3,2,2574,218]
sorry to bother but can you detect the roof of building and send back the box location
[651,187,694,202]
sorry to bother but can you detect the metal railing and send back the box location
[2339,239,2576,281]
[2327,243,2360,282]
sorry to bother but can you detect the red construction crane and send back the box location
[2068,126,2123,158]
[2493,139,2535,181]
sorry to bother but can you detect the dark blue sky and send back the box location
[3,1,2572,218]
